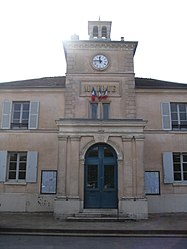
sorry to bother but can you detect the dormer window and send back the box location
[93,26,98,38]
[102,26,107,38]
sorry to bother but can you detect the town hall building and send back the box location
[0,20,187,219]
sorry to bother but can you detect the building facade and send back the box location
[0,20,187,219]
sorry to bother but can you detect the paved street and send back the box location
[0,235,187,249]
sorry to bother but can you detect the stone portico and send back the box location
[54,118,148,219]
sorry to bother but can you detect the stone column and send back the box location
[57,135,68,196]
[122,135,133,197]
[67,136,81,197]
[120,134,148,219]
[54,135,81,218]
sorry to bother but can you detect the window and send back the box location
[163,152,187,183]
[90,103,98,119]
[90,102,110,120]
[161,102,187,130]
[11,102,30,129]
[173,153,187,181]
[102,103,110,120]
[102,26,107,38]
[1,101,39,129]
[171,103,187,130]
[8,152,27,181]
[93,26,98,38]
[0,151,38,183]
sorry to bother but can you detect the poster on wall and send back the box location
[144,171,160,195]
[41,170,57,194]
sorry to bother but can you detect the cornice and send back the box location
[63,40,138,53]
[56,118,147,136]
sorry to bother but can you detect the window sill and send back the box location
[4,182,26,185]
[173,182,187,186]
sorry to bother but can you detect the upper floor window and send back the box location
[90,102,110,120]
[161,102,187,130]
[171,103,187,130]
[1,101,39,130]
[93,26,98,38]
[11,102,30,129]
[102,26,107,38]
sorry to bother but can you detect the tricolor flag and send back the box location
[102,87,108,100]
[91,87,97,102]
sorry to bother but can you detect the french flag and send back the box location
[91,87,97,102]
[102,87,108,100]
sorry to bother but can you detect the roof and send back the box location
[0,76,66,89]
[0,76,187,90]
[135,77,187,89]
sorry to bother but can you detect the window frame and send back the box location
[1,100,39,130]
[11,101,30,129]
[90,101,110,120]
[173,152,187,182]
[171,103,187,130]
[7,151,27,182]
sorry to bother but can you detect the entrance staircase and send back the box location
[66,209,130,222]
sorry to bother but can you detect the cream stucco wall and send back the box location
[0,87,65,212]
[136,88,187,213]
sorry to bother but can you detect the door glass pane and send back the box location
[104,165,114,189]
[87,164,98,188]
[88,147,98,157]
[104,146,114,157]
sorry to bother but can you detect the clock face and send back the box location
[92,54,109,70]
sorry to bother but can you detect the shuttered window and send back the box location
[161,102,187,130]
[173,152,187,181]
[0,151,38,183]
[1,101,39,129]
[163,152,187,183]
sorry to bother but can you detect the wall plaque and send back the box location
[144,171,160,195]
[41,170,57,194]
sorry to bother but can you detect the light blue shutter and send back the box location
[1,101,12,129]
[26,151,38,182]
[0,151,7,182]
[163,152,174,183]
[161,102,171,130]
[29,101,39,129]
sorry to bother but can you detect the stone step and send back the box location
[66,209,131,222]
[66,216,129,222]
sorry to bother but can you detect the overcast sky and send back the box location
[0,0,187,83]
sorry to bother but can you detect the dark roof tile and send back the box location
[135,77,187,89]
[0,76,66,89]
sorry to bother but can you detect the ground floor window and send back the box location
[8,152,27,181]
[173,152,187,181]
[0,150,38,183]
[163,151,187,183]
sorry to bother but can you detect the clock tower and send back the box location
[54,20,148,219]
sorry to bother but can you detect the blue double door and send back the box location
[84,144,118,209]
